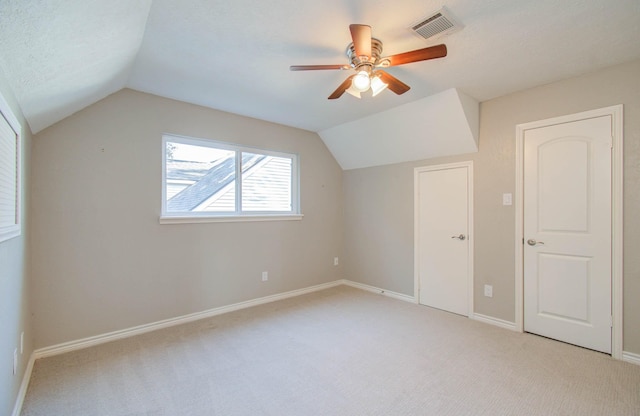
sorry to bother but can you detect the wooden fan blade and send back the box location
[290,64,349,71]
[328,75,355,100]
[349,24,372,58]
[377,71,410,95]
[385,44,447,67]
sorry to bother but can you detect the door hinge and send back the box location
[610,316,614,328]
[609,136,613,149]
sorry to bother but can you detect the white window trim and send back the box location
[159,214,304,225]
[160,134,302,224]
[0,91,21,243]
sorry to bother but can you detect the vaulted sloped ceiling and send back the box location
[0,0,639,167]
[320,88,479,170]
[0,0,152,133]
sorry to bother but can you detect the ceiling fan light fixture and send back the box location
[291,24,448,100]
[352,69,371,92]
[345,83,362,98]
[370,74,388,97]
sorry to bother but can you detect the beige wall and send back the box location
[0,71,32,416]
[343,59,640,354]
[31,89,344,348]
[26,59,640,356]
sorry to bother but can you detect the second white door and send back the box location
[523,114,612,354]
[416,163,472,316]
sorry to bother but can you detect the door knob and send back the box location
[527,239,544,246]
[451,234,466,240]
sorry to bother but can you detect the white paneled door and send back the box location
[416,163,473,316]
[523,115,612,354]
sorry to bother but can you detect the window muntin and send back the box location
[162,135,299,219]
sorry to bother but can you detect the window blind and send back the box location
[0,111,18,236]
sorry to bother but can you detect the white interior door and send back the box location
[416,163,472,316]
[523,115,612,354]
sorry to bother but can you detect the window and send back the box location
[0,93,21,243]
[161,134,301,223]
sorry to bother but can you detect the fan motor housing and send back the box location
[346,38,383,68]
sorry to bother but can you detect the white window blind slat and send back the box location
[0,102,20,242]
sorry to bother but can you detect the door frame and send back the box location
[514,105,623,359]
[414,161,474,317]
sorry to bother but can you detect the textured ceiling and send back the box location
[0,0,639,134]
[0,0,152,133]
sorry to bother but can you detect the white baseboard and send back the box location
[34,279,412,361]
[341,280,416,303]
[11,352,35,416]
[34,280,343,360]
[471,313,518,331]
[622,351,640,366]
[343,282,518,335]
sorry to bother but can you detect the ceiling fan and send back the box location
[290,24,447,99]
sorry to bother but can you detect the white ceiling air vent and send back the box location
[410,7,463,41]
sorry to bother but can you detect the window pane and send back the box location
[165,141,236,212]
[162,134,299,218]
[241,152,292,212]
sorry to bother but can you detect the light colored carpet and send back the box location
[21,286,640,415]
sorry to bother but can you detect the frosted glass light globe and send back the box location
[370,74,388,97]
[352,70,371,92]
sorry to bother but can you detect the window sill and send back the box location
[0,226,21,244]
[159,214,304,224]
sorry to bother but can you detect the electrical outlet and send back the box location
[334,257,339,266]
[13,348,17,375]
[262,271,268,281]
[484,284,493,298]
